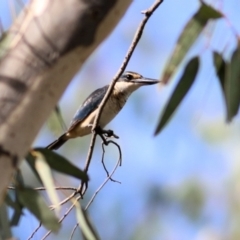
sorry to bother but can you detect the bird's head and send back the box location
[115,71,159,94]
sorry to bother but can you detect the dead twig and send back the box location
[101,139,122,183]
[85,152,121,211]
[69,223,79,240]
[42,196,81,240]
[27,222,41,240]
[8,186,78,191]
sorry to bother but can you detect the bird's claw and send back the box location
[103,129,119,139]
[95,126,119,140]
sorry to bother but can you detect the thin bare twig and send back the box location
[26,187,78,239]
[85,154,121,210]
[51,191,77,209]
[28,223,42,240]
[101,140,122,183]
[69,223,79,240]
[8,186,78,191]
[42,196,81,240]
[10,185,78,208]
[9,185,78,208]
[78,0,164,195]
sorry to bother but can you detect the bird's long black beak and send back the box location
[132,77,159,85]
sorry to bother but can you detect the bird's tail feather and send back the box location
[46,133,68,150]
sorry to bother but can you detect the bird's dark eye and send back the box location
[125,74,133,80]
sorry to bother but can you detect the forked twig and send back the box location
[50,191,77,209]
[42,196,81,240]
[84,154,121,211]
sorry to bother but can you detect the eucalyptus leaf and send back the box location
[27,148,88,182]
[17,186,60,232]
[5,193,22,226]
[25,153,42,183]
[225,46,240,121]
[213,52,226,92]
[162,2,222,83]
[155,57,199,135]
[213,52,227,113]
[33,151,60,214]
[54,105,67,131]
[74,199,99,240]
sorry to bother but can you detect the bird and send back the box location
[47,71,159,150]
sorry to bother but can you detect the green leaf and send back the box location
[0,204,12,238]
[225,46,240,121]
[47,105,67,137]
[213,52,227,111]
[54,105,67,131]
[33,151,60,214]
[5,193,19,210]
[74,198,99,240]
[155,57,199,135]
[25,153,42,183]
[15,169,25,186]
[0,32,11,59]
[17,186,60,232]
[5,193,23,226]
[162,2,222,83]
[26,148,89,182]
[10,208,22,226]
[213,52,226,91]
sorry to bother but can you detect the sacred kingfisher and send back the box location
[47,71,159,150]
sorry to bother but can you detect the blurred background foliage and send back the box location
[1,0,240,239]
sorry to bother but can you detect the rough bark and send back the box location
[0,0,132,201]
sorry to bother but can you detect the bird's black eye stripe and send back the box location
[125,74,133,80]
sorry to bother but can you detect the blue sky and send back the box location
[1,0,240,239]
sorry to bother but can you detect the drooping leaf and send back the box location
[33,151,60,214]
[17,186,60,232]
[225,46,240,121]
[0,203,12,238]
[5,193,23,226]
[26,148,88,182]
[213,51,227,111]
[10,206,22,226]
[155,57,199,135]
[162,2,222,83]
[54,105,67,131]
[213,52,226,92]
[5,193,19,210]
[73,198,99,240]
[25,153,42,183]
[47,105,67,137]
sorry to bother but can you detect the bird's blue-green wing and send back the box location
[69,85,108,130]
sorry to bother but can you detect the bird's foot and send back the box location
[101,129,119,139]
[94,126,119,144]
